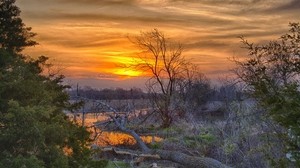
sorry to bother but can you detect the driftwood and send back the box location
[92,101,231,168]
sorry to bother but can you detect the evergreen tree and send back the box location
[0,1,104,167]
[0,0,37,53]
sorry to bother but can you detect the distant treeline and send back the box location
[68,87,149,100]
[68,84,243,101]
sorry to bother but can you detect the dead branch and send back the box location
[137,109,157,125]
[97,146,230,168]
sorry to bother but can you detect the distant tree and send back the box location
[234,23,300,164]
[130,29,198,127]
[178,72,211,111]
[69,87,148,100]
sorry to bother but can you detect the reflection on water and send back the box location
[95,131,162,146]
[70,113,162,146]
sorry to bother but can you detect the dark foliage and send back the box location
[0,1,101,167]
[68,87,149,100]
[235,23,300,165]
[0,0,37,53]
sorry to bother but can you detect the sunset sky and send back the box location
[17,0,300,89]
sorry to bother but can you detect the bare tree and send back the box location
[130,29,192,128]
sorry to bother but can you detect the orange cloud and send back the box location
[17,0,300,88]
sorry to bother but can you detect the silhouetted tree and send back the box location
[130,29,196,127]
[179,72,211,108]
[0,0,37,53]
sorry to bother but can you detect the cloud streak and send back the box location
[16,0,300,88]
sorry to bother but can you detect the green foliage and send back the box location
[182,132,217,156]
[88,160,109,167]
[149,142,162,149]
[235,22,300,165]
[0,51,93,167]
[105,161,130,168]
[162,126,183,135]
[0,154,45,168]
[184,132,216,146]
[198,132,216,144]
[222,140,236,155]
[166,137,179,143]
[0,0,37,53]
[0,1,93,167]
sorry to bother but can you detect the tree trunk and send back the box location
[161,110,172,128]
[115,125,230,167]
[122,128,150,153]
[154,149,230,168]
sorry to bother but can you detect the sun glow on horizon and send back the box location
[17,0,299,87]
[114,68,142,77]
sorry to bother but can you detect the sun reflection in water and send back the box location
[72,114,162,147]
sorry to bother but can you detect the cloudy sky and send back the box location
[17,0,300,89]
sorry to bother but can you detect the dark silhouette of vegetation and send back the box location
[0,1,104,167]
[234,22,300,165]
[0,0,37,53]
[68,87,148,100]
[130,29,208,128]
[177,73,214,116]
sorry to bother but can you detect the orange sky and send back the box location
[16,0,300,89]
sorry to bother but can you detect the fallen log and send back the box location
[97,146,230,168]
[95,101,231,168]
[154,149,229,168]
[101,147,160,159]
